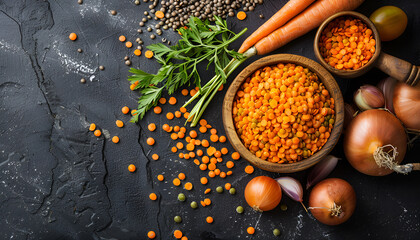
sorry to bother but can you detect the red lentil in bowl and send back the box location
[232,63,335,164]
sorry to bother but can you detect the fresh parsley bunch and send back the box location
[128,16,249,125]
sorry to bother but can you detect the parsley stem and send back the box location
[186,47,257,126]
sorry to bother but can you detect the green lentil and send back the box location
[216,186,223,193]
[273,228,281,236]
[178,193,186,202]
[174,216,182,223]
[190,201,198,209]
[229,188,236,195]
[280,204,287,211]
[236,206,244,214]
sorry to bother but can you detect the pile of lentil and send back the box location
[233,63,335,163]
[318,16,376,70]
[138,0,264,32]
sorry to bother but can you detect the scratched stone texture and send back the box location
[0,0,419,240]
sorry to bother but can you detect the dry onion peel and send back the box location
[306,155,340,190]
[377,77,397,113]
[275,177,307,212]
[393,83,420,130]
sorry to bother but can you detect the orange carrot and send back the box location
[254,0,365,55]
[238,0,315,53]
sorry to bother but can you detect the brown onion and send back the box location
[393,83,420,130]
[344,109,406,176]
[309,178,356,225]
[244,176,282,212]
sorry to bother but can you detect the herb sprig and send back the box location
[128,16,247,123]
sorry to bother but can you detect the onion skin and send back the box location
[309,178,356,226]
[344,109,406,176]
[393,83,420,130]
[244,176,282,212]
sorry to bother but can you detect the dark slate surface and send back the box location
[0,0,419,239]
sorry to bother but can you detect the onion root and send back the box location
[308,202,343,217]
[373,144,420,174]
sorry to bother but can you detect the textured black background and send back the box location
[0,0,419,239]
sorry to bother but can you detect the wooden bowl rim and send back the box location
[222,54,344,173]
[313,11,382,78]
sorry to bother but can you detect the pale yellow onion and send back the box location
[393,83,420,130]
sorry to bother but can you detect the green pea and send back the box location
[229,188,236,195]
[280,204,287,211]
[236,206,244,214]
[174,216,182,223]
[216,186,223,193]
[190,201,198,209]
[329,118,335,125]
[178,193,186,202]
[273,228,281,236]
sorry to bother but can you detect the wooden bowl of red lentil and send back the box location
[222,54,344,173]
[314,11,381,79]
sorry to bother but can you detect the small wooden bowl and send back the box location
[222,54,344,173]
[313,11,381,79]
[314,11,420,87]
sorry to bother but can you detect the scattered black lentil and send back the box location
[137,0,264,34]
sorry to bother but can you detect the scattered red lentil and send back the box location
[128,164,136,172]
[94,129,102,137]
[89,123,96,131]
[245,165,254,174]
[147,231,156,239]
[149,193,157,201]
[112,136,120,143]
[121,106,130,114]
[116,120,124,128]
[146,137,155,146]
[247,227,255,235]
[69,32,77,41]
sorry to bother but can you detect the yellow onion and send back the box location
[393,83,420,130]
[309,178,356,225]
[344,109,406,176]
[244,176,282,212]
